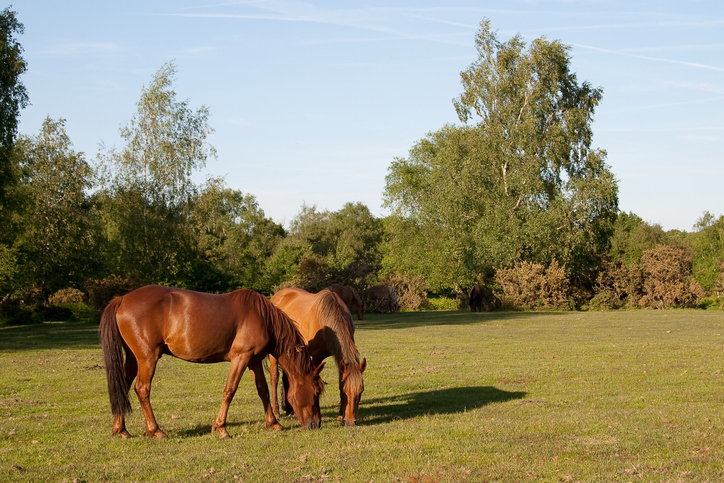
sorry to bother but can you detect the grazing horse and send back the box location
[99,285,325,439]
[328,283,364,320]
[469,284,485,312]
[365,285,399,313]
[270,288,366,426]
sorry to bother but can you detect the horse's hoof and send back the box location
[219,433,231,440]
[146,429,167,439]
[120,430,132,439]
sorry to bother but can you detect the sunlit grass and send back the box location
[1,310,723,481]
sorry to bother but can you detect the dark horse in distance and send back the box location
[469,284,487,312]
[100,285,325,439]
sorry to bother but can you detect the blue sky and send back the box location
[12,1,724,231]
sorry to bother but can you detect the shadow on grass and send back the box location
[360,385,526,425]
[356,310,552,331]
[0,319,100,352]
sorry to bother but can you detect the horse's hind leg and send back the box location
[249,360,283,430]
[212,353,251,439]
[269,355,281,418]
[134,352,167,439]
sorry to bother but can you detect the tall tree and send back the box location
[190,178,284,293]
[13,118,98,295]
[0,7,29,237]
[383,19,618,291]
[99,61,215,282]
[266,202,383,291]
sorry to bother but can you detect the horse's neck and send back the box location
[323,316,359,366]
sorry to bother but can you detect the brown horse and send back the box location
[99,285,325,439]
[328,283,364,320]
[270,288,366,426]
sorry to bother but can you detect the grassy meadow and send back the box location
[1,309,723,482]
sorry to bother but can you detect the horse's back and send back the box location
[116,285,262,362]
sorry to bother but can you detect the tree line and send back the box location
[0,12,722,323]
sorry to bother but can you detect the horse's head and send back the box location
[338,358,366,426]
[286,361,325,429]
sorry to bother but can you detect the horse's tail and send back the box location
[99,297,132,417]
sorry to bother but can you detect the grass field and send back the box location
[1,309,723,482]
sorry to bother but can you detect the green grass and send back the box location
[1,310,724,482]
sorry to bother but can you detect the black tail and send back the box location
[99,297,132,417]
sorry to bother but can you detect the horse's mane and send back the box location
[233,289,316,377]
[315,290,362,388]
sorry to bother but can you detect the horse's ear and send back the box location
[359,357,367,373]
[338,360,347,373]
[313,361,326,377]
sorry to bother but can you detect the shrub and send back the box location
[48,288,86,306]
[638,245,704,309]
[0,297,42,325]
[427,297,460,311]
[382,273,429,311]
[495,260,570,310]
[84,275,144,312]
[38,304,74,321]
[593,257,645,309]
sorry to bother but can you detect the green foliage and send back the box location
[11,118,100,296]
[268,202,383,292]
[0,7,29,209]
[84,274,143,312]
[0,296,40,325]
[608,211,668,264]
[189,178,284,293]
[691,211,724,291]
[384,19,618,292]
[97,61,214,283]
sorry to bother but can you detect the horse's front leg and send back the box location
[269,355,281,419]
[212,353,251,439]
[249,360,283,431]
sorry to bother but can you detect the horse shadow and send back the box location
[359,386,526,425]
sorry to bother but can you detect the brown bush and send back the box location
[495,260,570,310]
[593,257,645,309]
[638,245,702,309]
[380,273,429,311]
[84,275,144,312]
[48,288,86,306]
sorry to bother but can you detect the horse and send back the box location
[269,288,366,426]
[469,284,485,312]
[365,285,399,313]
[328,283,364,320]
[99,285,325,439]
